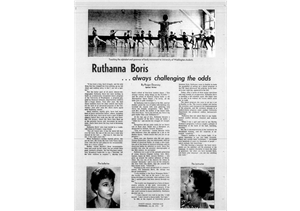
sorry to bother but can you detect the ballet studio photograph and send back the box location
[88,9,216,58]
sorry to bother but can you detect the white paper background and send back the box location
[75,1,226,210]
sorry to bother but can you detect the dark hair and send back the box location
[90,168,115,193]
[190,169,212,198]
[163,14,168,21]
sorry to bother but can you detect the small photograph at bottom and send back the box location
[86,166,120,209]
[180,167,215,209]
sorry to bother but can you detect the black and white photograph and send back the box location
[181,167,215,209]
[88,9,216,57]
[75,1,226,210]
[86,167,121,208]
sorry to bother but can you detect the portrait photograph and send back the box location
[86,167,121,208]
[180,167,215,209]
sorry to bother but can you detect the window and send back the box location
[204,10,215,30]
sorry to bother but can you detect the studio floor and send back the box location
[88,45,215,58]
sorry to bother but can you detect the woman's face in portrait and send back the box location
[97,178,115,200]
[184,174,196,193]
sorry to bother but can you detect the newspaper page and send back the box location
[75,0,226,210]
